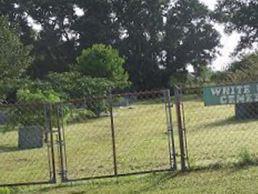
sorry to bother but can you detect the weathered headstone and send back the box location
[0,111,7,125]
[235,103,258,120]
[18,126,43,149]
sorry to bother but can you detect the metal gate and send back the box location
[0,90,180,186]
[0,103,56,187]
[56,90,177,182]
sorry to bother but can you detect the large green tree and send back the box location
[216,0,258,52]
[114,0,220,89]
[0,0,221,90]
[0,16,32,101]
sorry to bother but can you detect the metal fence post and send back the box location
[44,103,57,183]
[175,86,187,171]
[56,104,68,182]
[164,90,177,170]
[109,93,118,176]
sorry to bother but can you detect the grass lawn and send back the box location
[8,165,258,193]
[1,94,258,192]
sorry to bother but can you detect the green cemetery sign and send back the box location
[203,82,258,106]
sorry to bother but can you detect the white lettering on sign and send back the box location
[211,87,222,96]
[243,85,251,94]
[222,87,231,95]
[246,94,253,103]
[236,95,245,103]
[205,83,258,106]
[228,95,235,104]
[220,96,227,104]
[254,94,258,102]
[236,86,243,94]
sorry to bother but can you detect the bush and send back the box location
[46,72,113,116]
[0,187,11,194]
[76,44,129,89]
[47,72,113,99]
[3,89,62,132]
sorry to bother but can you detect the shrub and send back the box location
[0,187,11,194]
[46,72,113,116]
[2,89,62,132]
[76,44,129,89]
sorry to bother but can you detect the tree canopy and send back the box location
[0,0,221,89]
[0,16,32,101]
[76,44,129,89]
[216,0,258,52]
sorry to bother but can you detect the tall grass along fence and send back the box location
[0,90,178,187]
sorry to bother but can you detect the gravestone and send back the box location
[18,126,43,149]
[235,103,258,120]
[0,111,7,125]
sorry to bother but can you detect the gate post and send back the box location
[174,86,187,171]
[44,104,57,183]
[164,90,177,170]
[56,103,68,182]
[108,93,118,176]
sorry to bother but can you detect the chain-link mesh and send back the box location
[113,91,172,174]
[0,90,176,186]
[0,103,55,186]
[57,97,114,180]
[181,87,258,168]
[58,90,174,181]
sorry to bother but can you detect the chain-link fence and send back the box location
[180,86,258,169]
[57,90,176,182]
[0,103,56,187]
[3,86,258,186]
[0,90,176,186]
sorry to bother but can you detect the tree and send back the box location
[72,0,120,50]
[114,0,220,89]
[221,53,258,120]
[76,44,129,88]
[225,52,258,82]
[113,0,169,89]
[216,0,258,52]
[164,0,220,84]
[0,1,221,90]
[0,16,32,101]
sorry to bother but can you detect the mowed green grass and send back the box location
[1,96,258,187]
[15,166,258,194]
[183,96,258,167]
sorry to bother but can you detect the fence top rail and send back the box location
[0,90,168,108]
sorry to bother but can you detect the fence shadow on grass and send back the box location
[0,145,19,153]
[203,116,258,129]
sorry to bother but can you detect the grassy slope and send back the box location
[15,166,258,194]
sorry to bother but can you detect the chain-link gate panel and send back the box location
[55,98,115,182]
[56,90,176,182]
[0,103,56,187]
[112,91,176,174]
